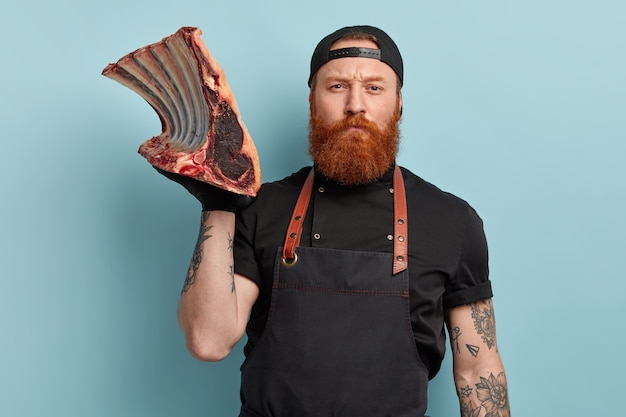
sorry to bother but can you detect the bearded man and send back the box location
[163,25,510,417]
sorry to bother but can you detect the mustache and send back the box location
[331,114,382,134]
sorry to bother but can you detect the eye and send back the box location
[368,85,381,92]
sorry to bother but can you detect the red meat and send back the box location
[102,26,261,196]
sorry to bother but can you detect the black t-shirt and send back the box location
[234,165,492,378]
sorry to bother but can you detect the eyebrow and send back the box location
[323,74,388,84]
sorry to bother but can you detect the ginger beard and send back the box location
[308,100,402,185]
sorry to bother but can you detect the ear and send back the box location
[398,92,403,115]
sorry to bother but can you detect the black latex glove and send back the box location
[155,167,254,212]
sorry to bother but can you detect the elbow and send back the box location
[184,329,237,362]
[187,340,231,362]
[178,306,244,362]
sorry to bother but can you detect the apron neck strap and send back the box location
[281,165,408,275]
[281,168,315,267]
[392,165,408,274]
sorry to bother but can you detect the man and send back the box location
[164,25,510,417]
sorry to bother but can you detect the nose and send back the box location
[345,89,365,115]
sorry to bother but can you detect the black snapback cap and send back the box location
[308,25,403,87]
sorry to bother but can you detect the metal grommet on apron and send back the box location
[240,166,429,417]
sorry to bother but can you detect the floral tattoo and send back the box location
[471,299,497,349]
[475,373,510,417]
[459,372,510,417]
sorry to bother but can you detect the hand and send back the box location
[155,167,254,212]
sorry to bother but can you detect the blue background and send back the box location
[1,1,624,416]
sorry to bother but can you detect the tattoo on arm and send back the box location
[475,373,509,416]
[182,212,213,294]
[229,264,235,293]
[466,344,480,357]
[451,327,462,354]
[449,329,480,358]
[459,372,510,417]
[227,232,236,293]
[471,299,497,350]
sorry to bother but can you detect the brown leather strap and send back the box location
[281,166,408,274]
[281,168,315,265]
[392,165,408,274]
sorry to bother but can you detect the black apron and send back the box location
[239,166,429,417]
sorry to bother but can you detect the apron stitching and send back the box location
[276,283,407,297]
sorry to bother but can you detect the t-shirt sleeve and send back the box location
[233,204,262,288]
[442,205,493,309]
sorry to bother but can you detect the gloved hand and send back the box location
[155,167,254,212]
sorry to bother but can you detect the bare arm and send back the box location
[177,210,259,361]
[446,298,511,417]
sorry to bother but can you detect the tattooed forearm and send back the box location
[471,299,497,350]
[459,372,510,417]
[182,212,213,294]
[452,300,508,415]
